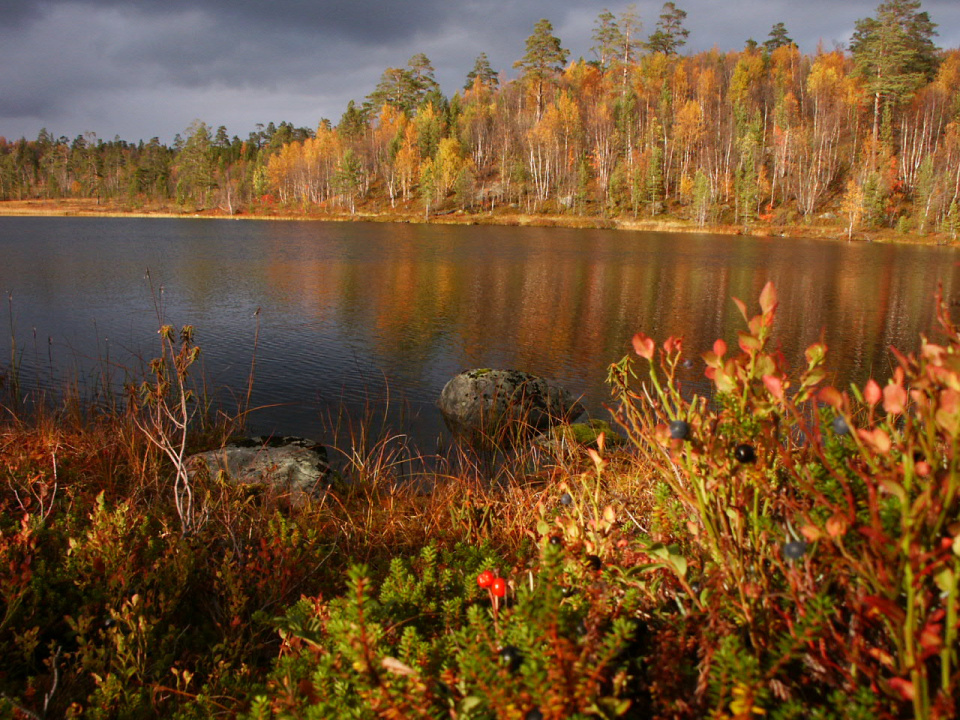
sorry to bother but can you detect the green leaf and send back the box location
[934,568,955,594]
[459,696,484,714]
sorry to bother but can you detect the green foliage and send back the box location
[249,541,640,719]
[851,0,940,103]
[646,1,689,55]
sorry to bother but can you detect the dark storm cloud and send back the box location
[0,0,957,143]
[2,0,459,44]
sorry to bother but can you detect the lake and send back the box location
[1,216,958,451]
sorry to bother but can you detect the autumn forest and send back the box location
[1,0,958,239]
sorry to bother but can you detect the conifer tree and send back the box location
[591,10,623,70]
[464,52,499,91]
[646,2,689,55]
[850,0,939,149]
[514,18,569,119]
[763,22,794,53]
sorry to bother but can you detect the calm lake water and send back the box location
[1,216,958,450]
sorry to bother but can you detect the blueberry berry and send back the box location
[669,420,690,440]
[832,416,850,436]
[560,493,573,506]
[782,541,808,561]
[549,535,563,547]
[734,443,757,463]
[586,554,602,572]
[525,708,544,720]
[499,645,522,672]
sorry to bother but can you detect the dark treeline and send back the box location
[2,0,959,237]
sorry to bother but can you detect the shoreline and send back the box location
[0,198,955,247]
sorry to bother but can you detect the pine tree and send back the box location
[763,22,794,53]
[176,120,217,209]
[646,2,689,55]
[513,19,569,119]
[367,54,442,115]
[850,0,939,151]
[591,10,622,71]
[464,52,499,91]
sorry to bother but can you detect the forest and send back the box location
[1,0,958,239]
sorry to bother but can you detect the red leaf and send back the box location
[864,379,881,406]
[889,678,915,701]
[805,342,827,366]
[762,374,784,400]
[713,338,727,357]
[632,333,655,360]
[858,427,892,454]
[663,336,682,354]
[863,594,906,624]
[732,296,748,322]
[919,623,943,653]
[759,281,777,316]
[883,383,907,415]
[818,386,844,409]
[738,332,761,352]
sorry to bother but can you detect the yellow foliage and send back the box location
[674,100,704,147]
[730,52,764,110]
[770,44,801,94]
[935,50,960,94]
[434,138,471,197]
[679,173,694,202]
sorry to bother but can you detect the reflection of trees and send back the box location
[250,224,958,410]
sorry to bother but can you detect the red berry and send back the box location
[477,570,495,589]
[491,577,507,597]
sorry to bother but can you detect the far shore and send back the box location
[1,198,955,247]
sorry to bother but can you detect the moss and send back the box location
[550,419,624,448]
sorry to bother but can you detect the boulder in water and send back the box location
[438,369,583,440]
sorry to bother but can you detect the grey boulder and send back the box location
[187,436,331,497]
[438,369,583,439]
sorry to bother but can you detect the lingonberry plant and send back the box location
[250,542,638,719]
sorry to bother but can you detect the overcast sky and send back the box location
[1,0,958,145]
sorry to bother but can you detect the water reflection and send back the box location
[1,217,957,448]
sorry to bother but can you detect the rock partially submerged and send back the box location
[438,369,583,441]
[187,436,331,498]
